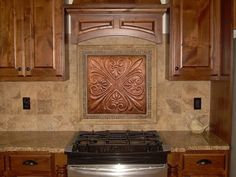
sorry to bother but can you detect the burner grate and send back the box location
[72,130,163,153]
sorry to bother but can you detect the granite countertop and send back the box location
[159,131,229,152]
[0,131,76,153]
[0,131,229,153]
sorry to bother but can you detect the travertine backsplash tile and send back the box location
[0,35,210,131]
[37,100,53,114]
[166,99,182,114]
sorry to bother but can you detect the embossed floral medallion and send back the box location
[78,46,154,120]
[87,55,146,114]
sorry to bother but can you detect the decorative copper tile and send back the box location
[87,55,146,114]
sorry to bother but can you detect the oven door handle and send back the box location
[68,164,167,177]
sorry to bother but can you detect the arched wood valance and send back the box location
[65,2,169,44]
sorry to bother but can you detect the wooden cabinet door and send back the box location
[0,0,64,81]
[168,0,221,80]
[183,175,223,177]
[234,0,236,29]
[26,0,64,80]
[220,0,233,79]
[0,0,23,79]
[0,154,4,177]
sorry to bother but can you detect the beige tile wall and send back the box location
[0,35,210,131]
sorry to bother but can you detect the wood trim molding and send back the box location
[65,5,168,44]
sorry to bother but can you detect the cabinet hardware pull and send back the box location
[175,66,179,70]
[26,67,31,71]
[18,67,22,71]
[197,159,212,165]
[23,160,38,166]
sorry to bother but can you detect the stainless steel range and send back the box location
[65,130,169,177]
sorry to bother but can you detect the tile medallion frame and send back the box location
[77,45,158,124]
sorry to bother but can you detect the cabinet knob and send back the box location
[18,67,22,71]
[197,159,212,165]
[175,66,179,70]
[26,67,31,71]
[23,160,38,166]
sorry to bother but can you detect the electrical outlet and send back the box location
[194,97,201,110]
[23,97,30,110]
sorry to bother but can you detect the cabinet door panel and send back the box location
[234,0,236,29]
[29,0,64,78]
[21,0,34,75]
[0,154,4,176]
[0,0,21,78]
[169,0,221,80]
[0,0,64,81]
[34,0,53,67]
[220,0,232,78]
[181,0,211,67]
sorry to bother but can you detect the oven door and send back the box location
[68,164,167,177]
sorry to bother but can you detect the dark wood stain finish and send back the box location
[220,0,233,78]
[72,0,163,5]
[234,0,236,28]
[0,0,21,78]
[0,154,4,177]
[30,0,64,79]
[65,1,168,44]
[181,151,228,177]
[0,152,68,177]
[167,151,228,177]
[54,153,67,177]
[210,81,232,144]
[9,154,52,176]
[210,0,233,145]
[168,0,221,80]
[168,153,181,177]
[0,0,65,81]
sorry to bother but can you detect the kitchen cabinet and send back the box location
[168,151,228,177]
[7,152,52,177]
[234,0,236,29]
[182,152,227,177]
[0,154,4,177]
[182,151,228,177]
[54,153,67,177]
[0,152,68,177]
[168,0,221,80]
[220,0,233,79]
[0,0,20,78]
[0,0,65,81]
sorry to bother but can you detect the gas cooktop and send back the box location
[71,130,163,153]
[65,130,169,164]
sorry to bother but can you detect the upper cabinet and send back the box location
[234,0,236,28]
[168,0,221,80]
[0,0,20,78]
[0,0,65,81]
